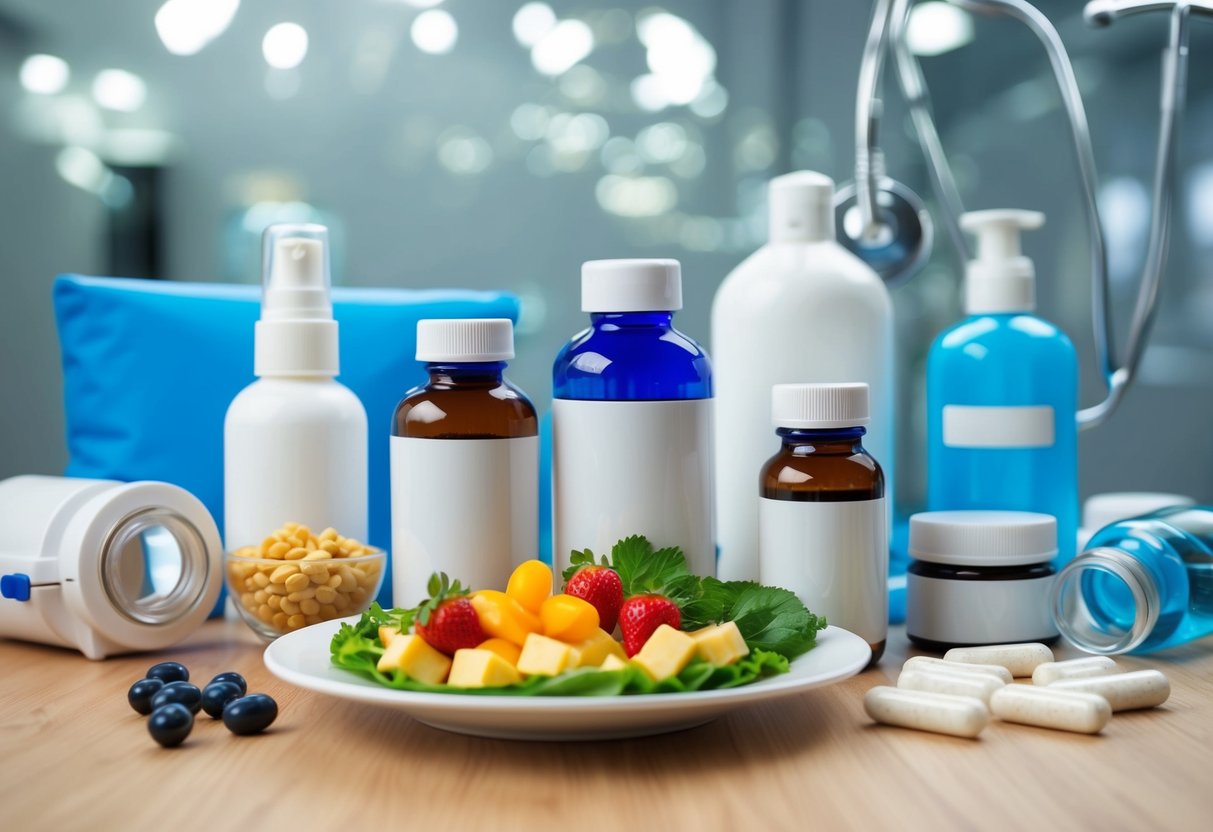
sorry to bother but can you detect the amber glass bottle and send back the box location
[758,383,888,663]
[390,319,538,607]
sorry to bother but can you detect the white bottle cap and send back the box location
[771,382,870,429]
[254,223,339,377]
[416,318,515,362]
[768,170,835,244]
[1082,492,1195,533]
[909,511,1058,566]
[581,259,682,312]
[961,209,1045,314]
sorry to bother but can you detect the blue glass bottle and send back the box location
[926,210,1078,563]
[1053,506,1213,654]
[551,259,714,576]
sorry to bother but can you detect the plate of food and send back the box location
[264,537,871,740]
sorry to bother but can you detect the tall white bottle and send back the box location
[712,171,894,581]
[225,224,368,552]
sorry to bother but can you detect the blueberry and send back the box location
[209,671,247,695]
[127,678,166,715]
[222,693,278,736]
[201,681,243,719]
[150,681,202,715]
[146,662,189,684]
[148,703,194,748]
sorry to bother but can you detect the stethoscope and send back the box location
[839,0,1212,430]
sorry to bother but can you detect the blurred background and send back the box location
[0,0,1209,507]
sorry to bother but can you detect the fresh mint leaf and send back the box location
[610,535,693,599]
[701,579,826,660]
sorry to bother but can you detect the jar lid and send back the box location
[416,318,514,362]
[909,510,1057,566]
[771,382,870,429]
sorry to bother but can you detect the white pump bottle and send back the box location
[224,224,368,551]
[712,171,894,581]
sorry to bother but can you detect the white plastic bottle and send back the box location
[224,224,368,553]
[712,171,894,581]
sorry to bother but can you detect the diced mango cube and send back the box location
[376,634,452,684]
[516,633,580,676]
[572,628,627,668]
[540,594,600,643]
[506,560,553,614]
[378,625,401,646]
[632,624,696,681]
[470,590,543,647]
[599,654,629,671]
[691,621,750,666]
[477,637,522,666]
[448,649,523,688]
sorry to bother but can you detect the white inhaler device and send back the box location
[0,475,222,659]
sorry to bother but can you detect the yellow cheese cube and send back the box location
[572,628,627,668]
[516,633,580,676]
[599,653,629,671]
[691,621,750,666]
[476,637,522,666]
[448,649,523,688]
[378,625,401,646]
[376,634,452,684]
[632,624,696,681]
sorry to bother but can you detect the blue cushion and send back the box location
[53,275,519,612]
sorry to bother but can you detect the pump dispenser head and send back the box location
[961,209,1045,314]
[768,171,834,244]
[254,223,339,377]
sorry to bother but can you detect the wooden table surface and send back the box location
[2,618,1210,831]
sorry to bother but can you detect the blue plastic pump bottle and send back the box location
[1053,506,1213,654]
[552,259,714,576]
[926,210,1078,562]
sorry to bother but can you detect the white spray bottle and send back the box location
[712,171,894,581]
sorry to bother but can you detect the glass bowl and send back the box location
[225,547,385,641]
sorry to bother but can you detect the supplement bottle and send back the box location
[552,259,714,576]
[1053,505,1213,654]
[758,383,887,662]
[927,210,1078,563]
[392,318,538,606]
[225,224,368,552]
[713,171,894,582]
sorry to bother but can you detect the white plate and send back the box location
[264,619,871,740]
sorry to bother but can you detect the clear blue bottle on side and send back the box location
[553,311,712,401]
[1053,506,1213,654]
[927,312,1078,563]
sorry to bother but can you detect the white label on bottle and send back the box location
[552,398,714,577]
[758,497,888,645]
[391,435,538,607]
[906,572,1058,644]
[942,405,1055,449]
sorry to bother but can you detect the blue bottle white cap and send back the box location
[771,382,870,429]
[581,259,682,312]
[910,510,1058,566]
[416,318,515,362]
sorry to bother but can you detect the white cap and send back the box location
[254,223,339,377]
[1083,492,1195,533]
[909,510,1058,567]
[581,259,682,312]
[416,318,514,362]
[771,383,869,429]
[961,209,1045,314]
[768,171,835,243]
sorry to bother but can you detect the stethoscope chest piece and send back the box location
[834,177,934,286]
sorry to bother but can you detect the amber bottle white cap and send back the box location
[581,259,682,312]
[771,382,870,429]
[416,318,515,363]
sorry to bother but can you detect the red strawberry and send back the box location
[564,565,624,632]
[618,594,681,657]
[414,573,486,656]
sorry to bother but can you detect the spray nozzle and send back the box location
[959,209,1046,314]
[261,223,332,322]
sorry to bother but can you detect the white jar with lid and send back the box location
[906,511,1059,650]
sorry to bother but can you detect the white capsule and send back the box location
[897,668,1005,704]
[990,685,1112,734]
[1032,656,1121,686]
[903,655,1013,684]
[943,643,1055,678]
[1049,669,1171,711]
[864,686,989,738]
